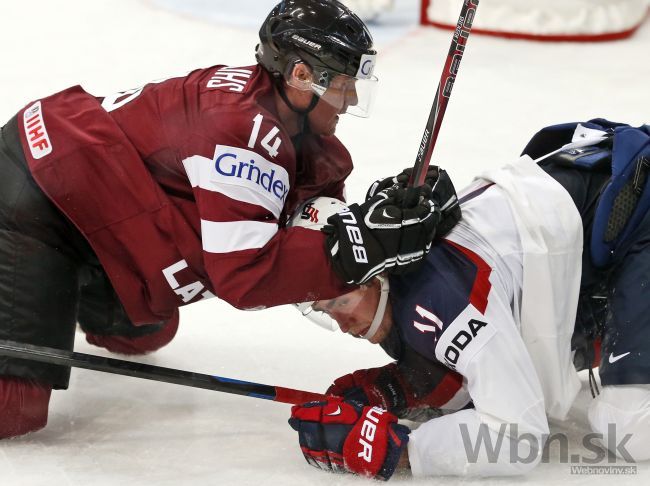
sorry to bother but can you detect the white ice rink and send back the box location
[1,1,649,484]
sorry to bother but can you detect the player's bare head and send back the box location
[307,275,393,344]
[256,0,378,124]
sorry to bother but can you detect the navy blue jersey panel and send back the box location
[389,242,479,361]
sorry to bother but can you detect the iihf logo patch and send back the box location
[23,101,52,160]
[301,203,319,223]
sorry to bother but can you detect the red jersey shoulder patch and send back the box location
[23,101,52,159]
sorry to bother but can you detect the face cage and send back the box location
[294,275,389,341]
[285,63,378,118]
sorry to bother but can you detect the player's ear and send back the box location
[286,62,313,91]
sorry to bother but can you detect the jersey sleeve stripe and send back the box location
[428,371,464,408]
[444,240,492,314]
[182,154,284,218]
[200,219,278,253]
[457,182,495,205]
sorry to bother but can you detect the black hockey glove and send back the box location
[323,185,440,284]
[366,166,461,238]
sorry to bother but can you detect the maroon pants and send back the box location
[0,118,178,437]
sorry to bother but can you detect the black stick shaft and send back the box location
[0,339,326,405]
[410,0,480,187]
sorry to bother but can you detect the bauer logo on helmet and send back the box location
[290,34,322,53]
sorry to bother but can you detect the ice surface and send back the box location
[0,0,648,484]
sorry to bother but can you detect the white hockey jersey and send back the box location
[391,156,584,476]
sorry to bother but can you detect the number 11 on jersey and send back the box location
[414,305,443,334]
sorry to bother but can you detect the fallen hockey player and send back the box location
[288,118,650,479]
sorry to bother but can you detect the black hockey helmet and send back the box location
[256,0,378,117]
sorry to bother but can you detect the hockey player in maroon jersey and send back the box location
[0,0,459,439]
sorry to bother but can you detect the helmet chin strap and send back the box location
[277,81,320,136]
[362,275,390,341]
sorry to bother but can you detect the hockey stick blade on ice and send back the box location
[410,0,479,187]
[0,339,327,405]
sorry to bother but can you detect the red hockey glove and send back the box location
[289,399,410,480]
[327,363,463,418]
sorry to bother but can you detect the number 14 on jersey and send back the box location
[248,114,282,158]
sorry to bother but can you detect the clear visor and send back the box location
[294,275,389,340]
[286,66,378,118]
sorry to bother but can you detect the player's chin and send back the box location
[315,116,339,136]
[351,325,370,339]
[367,333,383,345]
[325,119,339,136]
[368,326,390,345]
[329,116,340,134]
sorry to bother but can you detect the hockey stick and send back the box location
[410,0,479,186]
[0,339,327,405]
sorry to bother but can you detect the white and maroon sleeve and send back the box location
[181,142,350,310]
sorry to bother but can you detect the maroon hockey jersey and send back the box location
[17,65,352,325]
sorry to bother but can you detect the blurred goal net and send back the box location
[421,0,649,41]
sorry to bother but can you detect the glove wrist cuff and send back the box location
[377,424,410,480]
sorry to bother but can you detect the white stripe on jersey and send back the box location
[200,220,278,253]
[182,154,285,218]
